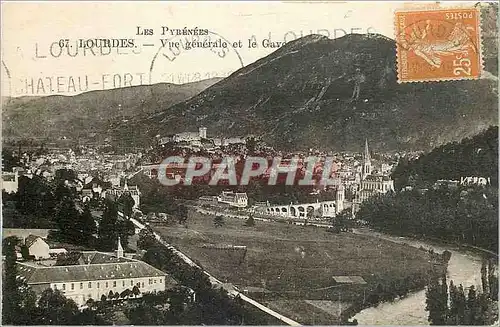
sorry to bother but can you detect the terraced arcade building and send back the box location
[16,242,175,306]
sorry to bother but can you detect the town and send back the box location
[2,2,498,324]
[2,123,498,325]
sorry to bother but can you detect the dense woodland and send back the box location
[392,126,498,190]
[356,186,498,253]
[3,168,135,251]
[358,127,499,253]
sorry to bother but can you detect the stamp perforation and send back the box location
[395,6,484,83]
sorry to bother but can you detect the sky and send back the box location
[1,1,470,97]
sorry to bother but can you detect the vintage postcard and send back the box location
[1,1,498,326]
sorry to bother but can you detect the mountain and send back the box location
[112,33,498,152]
[2,78,222,143]
[392,126,498,190]
[481,2,499,76]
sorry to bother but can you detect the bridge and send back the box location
[264,200,337,218]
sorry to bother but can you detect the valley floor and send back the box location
[153,210,438,325]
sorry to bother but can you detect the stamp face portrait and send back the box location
[395,8,482,82]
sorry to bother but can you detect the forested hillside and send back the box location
[392,126,498,190]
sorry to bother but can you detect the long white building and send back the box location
[16,241,175,306]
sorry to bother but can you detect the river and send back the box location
[192,207,489,325]
[352,230,485,325]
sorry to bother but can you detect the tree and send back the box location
[487,260,498,301]
[442,250,452,264]
[118,192,135,218]
[455,284,467,324]
[16,281,40,325]
[54,196,81,243]
[74,307,109,325]
[305,206,315,225]
[214,215,225,228]
[177,204,188,225]
[466,285,479,325]
[336,210,353,232]
[54,168,78,185]
[425,274,448,325]
[246,137,257,155]
[244,214,255,227]
[132,285,141,298]
[108,290,115,300]
[20,244,33,260]
[98,201,119,251]
[37,288,79,325]
[77,206,97,245]
[440,275,449,322]
[2,148,20,171]
[168,286,192,316]
[357,185,498,253]
[34,288,107,325]
[126,305,165,325]
[85,298,96,309]
[120,289,131,299]
[117,219,135,249]
[2,236,21,324]
[137,229,158,250]
[448,280,459,324]
[328,217,341,233]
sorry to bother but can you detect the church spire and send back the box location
[116,237,124,258]
[362,139,372,179]
[364,138,371,162]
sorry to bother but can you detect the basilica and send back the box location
[352,140,395,215]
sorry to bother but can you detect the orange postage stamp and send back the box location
[395,7,482,83]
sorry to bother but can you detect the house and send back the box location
[104,180,140,209]
[16,240,176,306]
[433,179,460,189]
[332,276,367,285]
[25,235,50,260]
[81,181,105,203]
[218,191,248,208]
[48,248,68,258]
[198,195,219,206]
[1,171,19,194]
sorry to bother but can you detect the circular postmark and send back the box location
[401,18,480,54]
[149,30,244,86]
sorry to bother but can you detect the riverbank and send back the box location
[353,228,497,262]
[352,229,487,325]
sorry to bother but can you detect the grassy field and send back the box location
[153,209,438,324]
